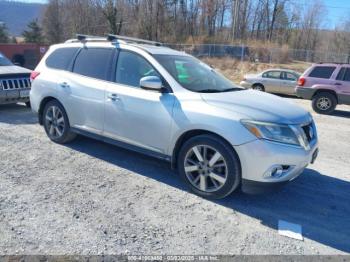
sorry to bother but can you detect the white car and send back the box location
[240,69,301,95]
[30,35,318,199]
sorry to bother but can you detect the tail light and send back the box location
[30,71,40,81]
[298,77,306,86]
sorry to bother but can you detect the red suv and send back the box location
[296,63,350,114]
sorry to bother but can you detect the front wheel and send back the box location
[312,92,337,114]
[252,84,265,92]
[43,100,76,144]
[177,134,241,199]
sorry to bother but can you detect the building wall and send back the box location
[0,44,48,69]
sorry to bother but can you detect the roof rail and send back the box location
[65,34,107,43]
[319,62,350,64]
[65,34,163,46]
[107,34,163,46]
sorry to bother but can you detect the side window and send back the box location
[284,72,297,81]
[73,48,114,80]
[264,71,281,79]
[336,67,346,80]
[336,67,350,81]
[343,68,350,81]
[309,66,336,79]
[46,48,79,70]
[116,51,161,88]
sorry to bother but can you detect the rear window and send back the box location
[309,66,336,79]
[46,48,79,70]
[73,48,114,80]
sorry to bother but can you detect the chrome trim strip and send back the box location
[1,78,31,90]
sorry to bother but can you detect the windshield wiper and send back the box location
[198,88,242,93]
[197,89,223,93]
[221,88,243,92]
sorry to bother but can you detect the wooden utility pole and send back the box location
[232,0,240,40]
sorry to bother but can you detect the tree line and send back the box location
[0,0,349,57]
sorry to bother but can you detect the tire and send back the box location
[42,100,76,144]
[25,101,31,108]
[252,84,265,92]
[177,134,241,199]
[312,92,337,114]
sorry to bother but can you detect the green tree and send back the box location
[22,19,44,43]
[0,23,9,43]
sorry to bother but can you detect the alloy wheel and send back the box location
[45,105,65,139]
[317,97,331,111]
[184,145,228,193]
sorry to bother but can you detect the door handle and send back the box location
[60,82,70,88]
[107,93,121,101]
[335,83,342,86]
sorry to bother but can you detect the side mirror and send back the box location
[140,76,163,91]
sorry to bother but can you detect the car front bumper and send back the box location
[235,138,318,193]
[0,89,30,105]
[239,81,252,89]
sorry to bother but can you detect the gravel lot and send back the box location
[0,98,349,255]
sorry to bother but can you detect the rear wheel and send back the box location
[312,92,337,114]
[177,134,241,199]
[252,84,265,92]
[43,100,76,144]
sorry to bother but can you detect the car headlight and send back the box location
[241,120,301,146]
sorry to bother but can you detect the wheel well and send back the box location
[171,129,237,169]
[252,83,264,88]
[38,96,57,125]
[312,89,338,103]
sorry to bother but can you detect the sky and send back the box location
[13,0,350,29]
[317,0,350,28]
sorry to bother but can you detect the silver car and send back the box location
[30,35,318,199]
[240,69,301,95]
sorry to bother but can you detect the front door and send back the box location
[262,70,282,93]
[280,71,298,95]
[104,50,175,155]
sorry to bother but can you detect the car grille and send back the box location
[301,122,315,143]
[1,77,31,90]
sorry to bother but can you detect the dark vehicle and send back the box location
[0,52,32,106]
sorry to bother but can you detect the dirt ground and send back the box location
[0,98,349,255]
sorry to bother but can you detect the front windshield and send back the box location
[154,54,242,93]
[0,53,13,66]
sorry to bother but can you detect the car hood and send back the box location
[0,65,32,75]
[201,89,311,125]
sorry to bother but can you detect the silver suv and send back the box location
[30,35,319,199]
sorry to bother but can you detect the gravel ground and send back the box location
[0,98,349,255]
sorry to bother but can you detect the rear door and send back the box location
[59,47,115,135]
[261,71,282,93]
[280,71,298,95]
[335,66,350,104]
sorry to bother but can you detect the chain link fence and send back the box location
[166,43,350,64]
